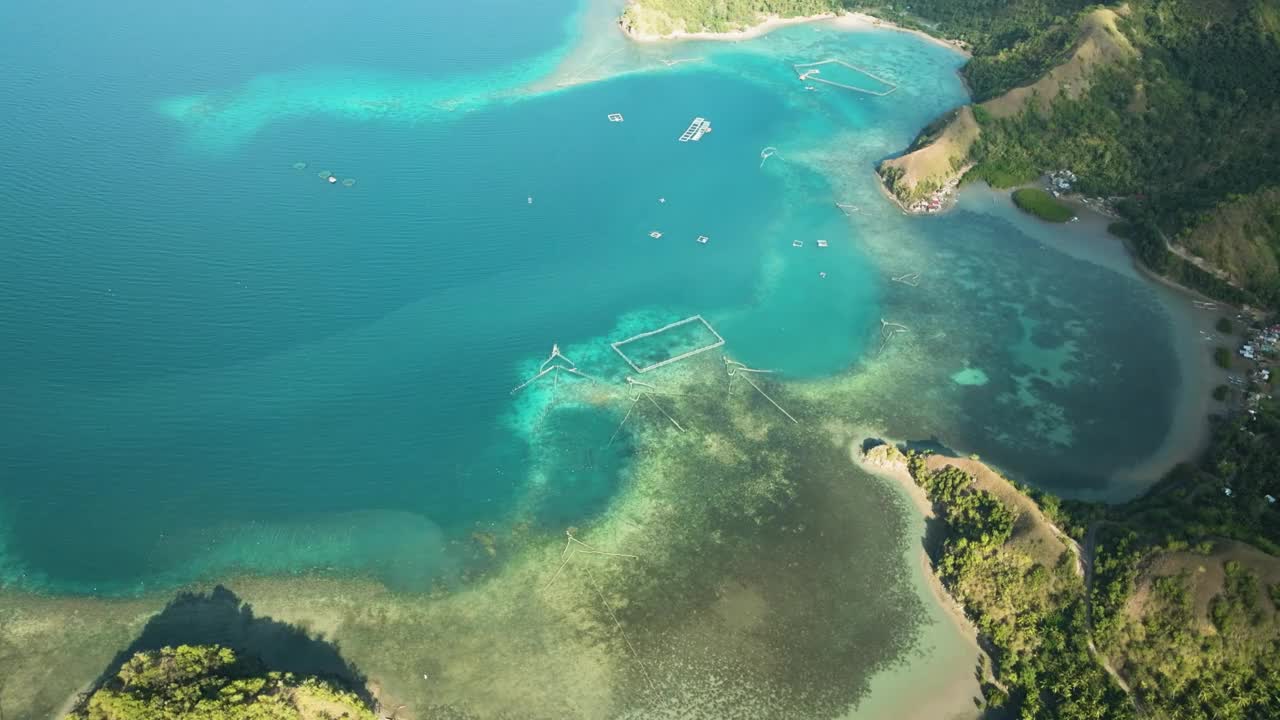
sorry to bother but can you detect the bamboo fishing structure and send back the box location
[607,377,687,446]
[877,319,910,356]
[540,531,657,694]
[723,357,798,424]
[510,343,601,395]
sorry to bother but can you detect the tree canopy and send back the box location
[67,644,377,720]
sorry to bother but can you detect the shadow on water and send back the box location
[86,585,373,708]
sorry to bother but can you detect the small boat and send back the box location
[527,196,533,204]
[696,235,709,245]
[819,272,827,279]
[816,239,829,248]
[649,231,662,239]
[327,175,337,184]
[792,240,803,248]
[659,197,666,203]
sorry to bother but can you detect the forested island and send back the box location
[620,0,1280,717]
[65,644,375,720]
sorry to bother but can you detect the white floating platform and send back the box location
[792,240,804,248]
[679,117,711,142]
[608,113,624,122]
[696,235,709,245]
[816,239,829,248]
[649,231,662,239]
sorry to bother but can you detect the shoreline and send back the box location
[621,11,839,44]
[1047,190,1234,498]
[848,435,986,720]
[851,439,981,644]
[958,182,1226,501]
[832,13,972,58]
[620,8,971,57]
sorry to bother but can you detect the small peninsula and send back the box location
[857,438,1280,719]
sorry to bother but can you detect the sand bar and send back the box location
[622,9,971,57]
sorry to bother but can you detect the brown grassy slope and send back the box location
[982,8,1135,119]
[925,455,1073,572]
[1126,540,1280,631]
[881,8,1136,198]
[879,107,980,200]
[1175,187,1280,297]
[912,455,1079,663]
[1112,540,1280,712]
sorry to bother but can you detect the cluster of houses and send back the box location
[1238,322,1279,361]
[1048,169,1077,196]
[1222,319,1277,502]
[1044,169,1126,219]
[908,176,960,214]
[1236,321,1278,418]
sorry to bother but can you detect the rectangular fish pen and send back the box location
[792,59,898,96]
[610,315,726,374]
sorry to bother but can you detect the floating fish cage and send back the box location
[678,117,711,142]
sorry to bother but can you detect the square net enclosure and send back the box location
[610,315,726,373]
[793,60,898,96]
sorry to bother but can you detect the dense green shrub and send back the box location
[1012,188,1074,222]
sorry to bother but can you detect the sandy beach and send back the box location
[832,13,972,57]
[622,11,839,43]
[851,439,982,640]
[621,9,971,57]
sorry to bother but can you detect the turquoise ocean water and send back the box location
[0,0,1181,595]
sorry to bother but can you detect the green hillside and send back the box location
[623,0,1280,307]
[957,0,1280,307]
